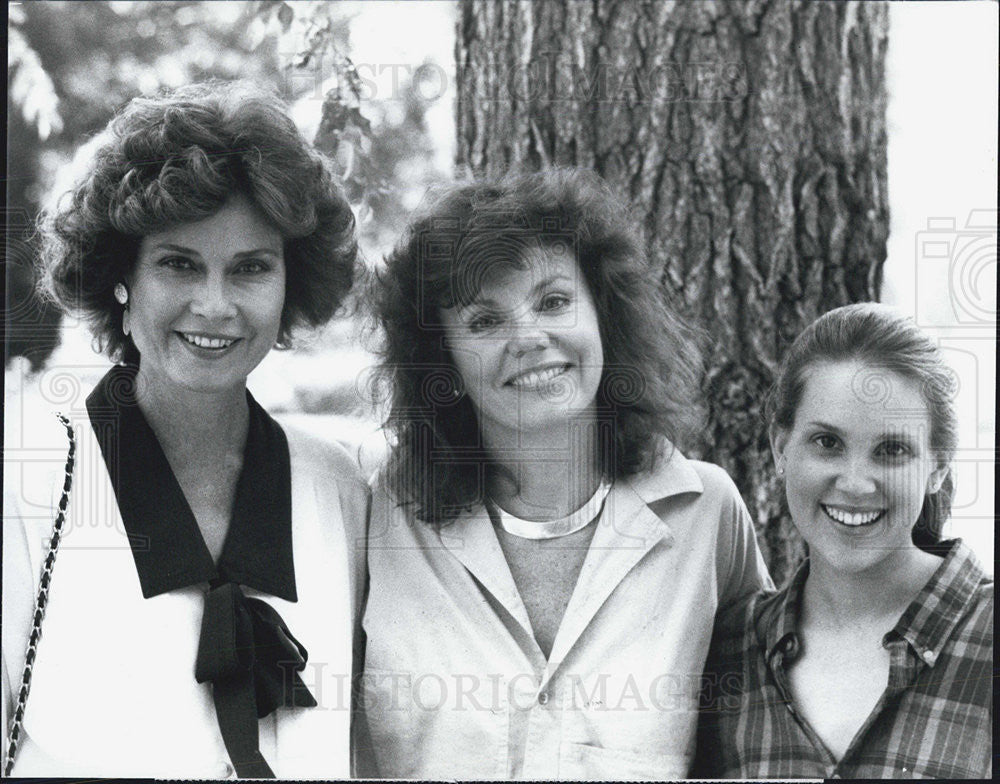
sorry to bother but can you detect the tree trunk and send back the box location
[456,0,889,585]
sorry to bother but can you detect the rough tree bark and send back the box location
[456,0,889,585]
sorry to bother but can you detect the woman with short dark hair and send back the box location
[2,81,367,778]
[41,81,357,362]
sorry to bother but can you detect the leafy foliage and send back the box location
[8,9,63,141]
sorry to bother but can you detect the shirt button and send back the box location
[922,650,937,665]
[538,691,549,706]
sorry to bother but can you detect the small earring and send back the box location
[122,308,131,337]
[114,283,129,305]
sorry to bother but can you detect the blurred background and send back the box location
[6,1,996,569]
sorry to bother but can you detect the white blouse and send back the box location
[2,381,368,778]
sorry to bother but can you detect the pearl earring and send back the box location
[116,284,132,336]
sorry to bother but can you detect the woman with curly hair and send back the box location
[2,81,367,778]
[359,169,772,779]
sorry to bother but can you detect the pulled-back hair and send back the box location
[765,303,959,550]
[39,80,358,361]
[371,168,704,524]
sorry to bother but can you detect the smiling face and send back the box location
[128,195,286,396]
[439,243,604,445]
[771,360,947,575]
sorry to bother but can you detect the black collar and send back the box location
[86,365,296,602]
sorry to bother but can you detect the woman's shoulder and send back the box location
[365,463,420,524]
[706,586,770,668]
[663,452,749,522]
[636,444,742,504]
[684,458,742,499]
[967,565,994,613]
[278,423,371,548]
[971,578,994,612]
[280,419,368,489]
[3,406,77,688]
[937,539,993,639]
[3,404,77,506]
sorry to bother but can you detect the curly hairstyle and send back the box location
[765,303,959,552]
[371,168,704,525]
[39,80,358,362]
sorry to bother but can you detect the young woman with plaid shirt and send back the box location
[695,304,992,779]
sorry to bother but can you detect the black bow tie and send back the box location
[195,581,317,777]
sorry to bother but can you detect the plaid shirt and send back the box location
[694,539,993,779]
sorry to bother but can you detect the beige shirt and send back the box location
[359,449,772,780]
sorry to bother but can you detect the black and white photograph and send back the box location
[4,0,995,779]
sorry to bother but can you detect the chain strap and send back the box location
[3,413,76,776]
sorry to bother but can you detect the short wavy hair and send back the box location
[371,168,704,524]
[765,303,959,551]
[39,80,358,362]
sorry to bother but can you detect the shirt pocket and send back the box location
[558,741,691,780]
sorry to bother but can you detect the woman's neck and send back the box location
[484,416,604,520]
[135,366,249,459]
[801,547,943,631]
